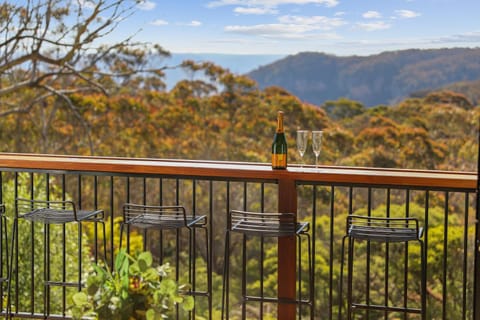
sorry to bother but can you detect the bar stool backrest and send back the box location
[228,210,296,237]
[346,215,423,243]
[16,198,78,222]
[123,203,188,228]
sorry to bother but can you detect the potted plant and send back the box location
[71,249,194,320]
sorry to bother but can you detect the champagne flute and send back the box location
[296,130,309,167]
[312,131,323,168]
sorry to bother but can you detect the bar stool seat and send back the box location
[339,215,426,320]
[121,205,206,231]
[120,203,211,319]
[20,207,104,224]
[222,210,313,320]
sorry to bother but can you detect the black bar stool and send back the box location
[7,198,106,318]
[339,215,426,320]
[119,203,211,319]
[222,210,313,320]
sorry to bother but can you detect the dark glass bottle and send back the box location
[271,111,287,169]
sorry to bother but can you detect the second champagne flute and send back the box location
[312,130,323,168]
[296,130,309,168]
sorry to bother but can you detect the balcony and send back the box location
[0,153,478,319]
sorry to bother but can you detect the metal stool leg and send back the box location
[1,215,8,320]
[221,230,231,320]
[241,234,246,320]
[420,239,426,320]
[304,231,314,320]
[346,237,354,320]
[338,235,348,320]
[297,233,302,320]
[7,219,18,320]
[205,226,212,320]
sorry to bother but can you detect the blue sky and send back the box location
[112,0,480,56]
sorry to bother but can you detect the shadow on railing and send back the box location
[0,153,477,320]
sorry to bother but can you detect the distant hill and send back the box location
[441,80,480,105]
[161,53,284,90]
[247,48,480,107]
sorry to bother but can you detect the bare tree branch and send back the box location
[1,0,170,107]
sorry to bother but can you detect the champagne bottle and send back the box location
[271,111,287,169]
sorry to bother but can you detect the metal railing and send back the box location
[0,153,477,320]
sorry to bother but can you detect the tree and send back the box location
[322,98,366,121]
[0,0,170,154]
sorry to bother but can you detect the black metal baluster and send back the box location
[384,188,391,320]
[159,178,164,266]
[424,191,430,319]
[94,175,99,262]
[442,192,449,320]
[366,187,372,319]
[241,181,247,320]
[142,178,147,251]
[311,185,317,319]
[403,189,410,320]
[260,183,265,319]
[462,193,469,320]
[109,176,115,268]
[208,180,213,319]
[45,173,51,317]
[126,177,131,253]
[192,179,197,320]
[61,174,67,316]
[29,172,34,315]
[175,178,180,320]
[329,186,334,320]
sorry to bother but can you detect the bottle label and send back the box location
[272,154,287,168]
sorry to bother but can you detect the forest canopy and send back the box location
[0,0,478,172]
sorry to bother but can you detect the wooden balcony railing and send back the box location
[0,153,478,319]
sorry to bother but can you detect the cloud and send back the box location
[278,15,346,30]
[225,24,340,39]
[151,19,168,26]
[363,11,381,19]
[234,6,279,15]
[356,21,391,31]
[186,20,203,27]
[336,31,480,54]
[224,14,345,39]
[137,0,156,11]
[207,0,339,9]
[395,9,421,18]
[433,31,480,44]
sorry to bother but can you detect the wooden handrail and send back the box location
[0,153,475,190]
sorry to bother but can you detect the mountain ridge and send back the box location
[247,48,480,107]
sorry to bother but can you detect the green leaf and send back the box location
[72,292,88,306]
[114,249,129,275]
[182,295,195,311]
[159,279,177,295]
[145,308,155,320]
[129,262,140,274]
[143,267,158,281]
[138,251,153,271]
